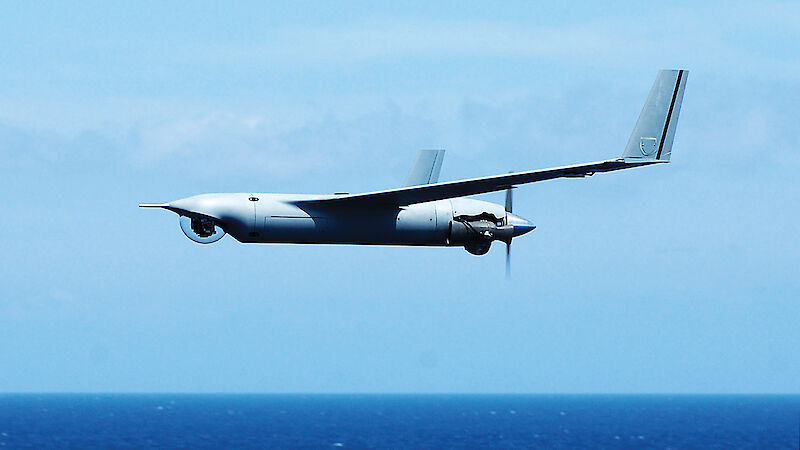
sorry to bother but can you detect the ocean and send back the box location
[0,395,797,448]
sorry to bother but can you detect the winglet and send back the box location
[404,149,445,187]
[622,69,688,162]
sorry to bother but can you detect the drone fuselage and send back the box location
[159,193,534,253]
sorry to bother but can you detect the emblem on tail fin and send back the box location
[640,137,658,156]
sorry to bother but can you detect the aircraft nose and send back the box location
[507,213,536,237]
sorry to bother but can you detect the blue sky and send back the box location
[1,1,799,393]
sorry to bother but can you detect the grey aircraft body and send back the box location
[141,70,688,268]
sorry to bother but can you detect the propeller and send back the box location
[505,186,514,277]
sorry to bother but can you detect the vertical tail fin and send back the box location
[404,149,445,187]
[622,69,688,162]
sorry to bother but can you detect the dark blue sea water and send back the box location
[0,395,798,449]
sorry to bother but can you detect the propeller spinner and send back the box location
[503,186,535,277]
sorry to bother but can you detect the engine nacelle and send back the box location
[179,215,226,244]
[448,214,514,256]
[449,218,497,243]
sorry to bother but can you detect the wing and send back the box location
[297,69,687,208]
[297,159,662,207]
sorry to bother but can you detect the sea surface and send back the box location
[0,395,798,449]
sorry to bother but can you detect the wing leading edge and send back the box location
[297,69,687,208]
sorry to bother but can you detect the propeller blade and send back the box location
[505,241,511,278]
[505,181,516,277]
